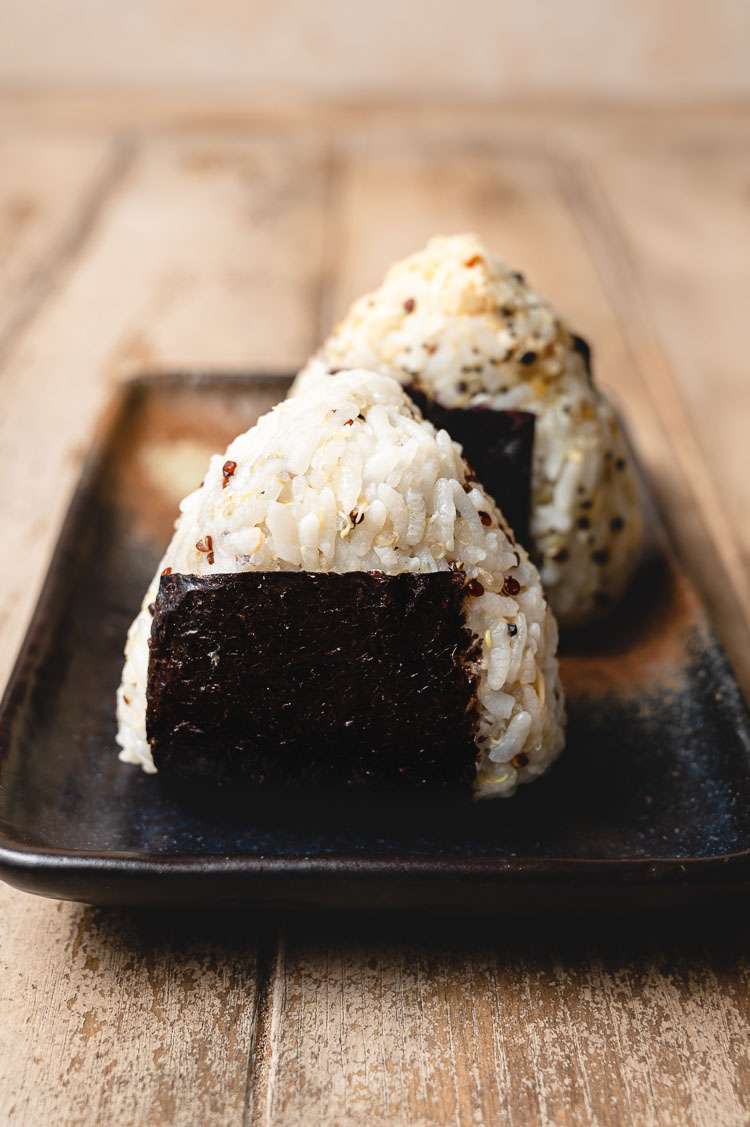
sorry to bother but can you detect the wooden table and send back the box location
[1,98,749,1126]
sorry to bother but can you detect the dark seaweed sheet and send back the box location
[148,571,479,789]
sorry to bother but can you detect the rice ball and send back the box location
[117,370,565,797]
[292,234,642,628]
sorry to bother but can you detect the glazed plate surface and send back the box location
[1,373,749,912]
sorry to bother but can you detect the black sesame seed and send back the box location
[615,457,626,471]
[512,271,525,282]
[508,623,518,636]
[580,499,593,510]
[520,351,537,366]
[610,515,625,532]
[577,516,590,530]
[592,548,610,565]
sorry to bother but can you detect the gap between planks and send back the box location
[245,920,287,1127]
[244,136,340,1125]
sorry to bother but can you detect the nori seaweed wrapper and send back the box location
[405,387,535,549]
[571,333,593,383]
[146,571,480,789]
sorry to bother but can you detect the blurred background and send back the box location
[1,0,749,103]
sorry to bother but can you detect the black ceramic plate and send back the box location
[2,373,750,913]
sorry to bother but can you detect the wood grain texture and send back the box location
[259,914,750,1127]
[0,134,115,352]
[0,885,268,1126]
[0,103,748,1127]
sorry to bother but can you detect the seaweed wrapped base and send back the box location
[147,571,481,789]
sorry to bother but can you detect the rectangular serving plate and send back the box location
[1,372,750,913]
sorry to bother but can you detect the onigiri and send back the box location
[292,234,643,628]
[117,370,565,798]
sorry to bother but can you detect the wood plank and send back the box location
[0,885,267,1126]
[260,914,750,1127]
[0,133,115,347]
[0,133,331,695]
